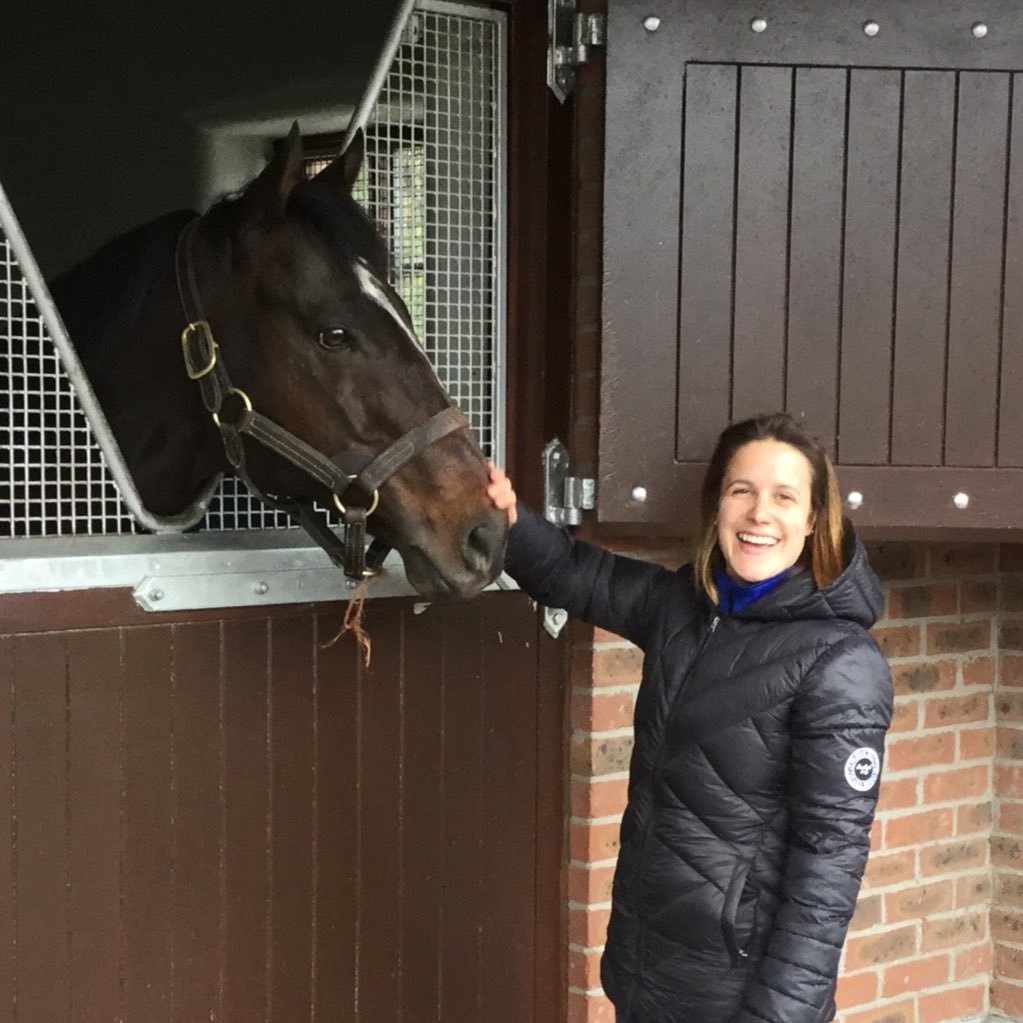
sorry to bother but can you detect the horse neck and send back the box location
[54,212,227,518]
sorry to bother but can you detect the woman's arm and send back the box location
[488,463,674,647]
[736,633,894,1023]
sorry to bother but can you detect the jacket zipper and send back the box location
[622,611,720,1021]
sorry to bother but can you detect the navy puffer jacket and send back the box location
[505,505,893,1023]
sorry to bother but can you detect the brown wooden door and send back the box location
[0,590,562,1022]
[602,0,1023,531]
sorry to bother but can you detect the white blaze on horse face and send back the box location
[352,259,455,403]
[353,260,424,352]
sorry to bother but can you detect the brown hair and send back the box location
[694,412,844,602]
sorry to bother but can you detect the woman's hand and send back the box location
[487,461,518,526]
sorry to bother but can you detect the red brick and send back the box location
[990,906,1023,942]
[863,850,916,889]
[567,991,615,1023]
[878,776,918,811]
[995,942,1023,981]
[570,820,621,863]
[920,909,986,951]
[996,872,1023,907]
[1002,654,1023,686]
[849,894,882,931]
[867,543,925,581]
[955,800,991,836]
[842,997,914,1023]
[1002,619,1023,651]
[993,834,1023,868]
[1002,725,1023,760]
[886,732,956,772]
[573,689,635,732]
[993,977,1023,1019]
[955,873,991,908]
[589,626,626,644]
[922,764,989,803]
[586,646,643,687]
[872,625,922,658]
[919,839,987,876]
[999,800,1023,833]
[568,946,603,990]
[960,726,994,760]
[963,655,995,685]
[961,579,998,613]
[995,763,1023,798]
[888,583,956,619]
[928,543,997,576]
[881,953,950,997]
[888,700,918,734]
[997,691,1023,722]
[954,940,992,980]
[884,807,953,849]
[890,660,956,696]
[844,925,917,970]
[926,620,991,655]
[568,862,616,903]
[571,777,628,818]
[569,905,611,949]
[1005,574,1023,609]
[835,969,878,1009]
[571,734,633,776]
[918,981,986,1023]
[922,692,989,728]
[884,880,953,923]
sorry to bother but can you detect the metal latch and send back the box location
[542,438,595,637]
[547,0,607,102]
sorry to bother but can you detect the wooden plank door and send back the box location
[602,1,1023,531]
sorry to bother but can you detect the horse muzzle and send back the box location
[399,506,508,599]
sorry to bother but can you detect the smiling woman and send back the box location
[487,411,894,1023]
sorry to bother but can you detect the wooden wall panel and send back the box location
[1001,75,1023,468]
[0,591,561,1022]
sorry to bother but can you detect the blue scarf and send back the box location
[714,566,793,614]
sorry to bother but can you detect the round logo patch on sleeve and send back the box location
[844,747,881,792]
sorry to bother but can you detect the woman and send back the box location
[488,412,893,1023]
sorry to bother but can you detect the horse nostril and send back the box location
[464,518,503,572]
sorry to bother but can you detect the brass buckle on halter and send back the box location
[334,477,380,518]
[181,320,218,379]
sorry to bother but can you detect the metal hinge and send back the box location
[542,438,595,638]
[543,438,595,527]
[547,0,607,103]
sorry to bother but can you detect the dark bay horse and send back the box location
[47,125,507,598]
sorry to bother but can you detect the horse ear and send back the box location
[245,121,305,218]
[314,128,365,195]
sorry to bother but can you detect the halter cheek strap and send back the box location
[174,216,470,581]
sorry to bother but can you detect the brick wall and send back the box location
[562,10,1023,1022]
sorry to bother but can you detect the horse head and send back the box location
[57,125,508,599]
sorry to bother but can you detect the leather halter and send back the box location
[173,216,469,581]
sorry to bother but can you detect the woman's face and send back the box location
[717,439,815,584]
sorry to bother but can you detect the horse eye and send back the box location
[317,326,351,350]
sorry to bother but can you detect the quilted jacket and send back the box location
[505,505,893,1023]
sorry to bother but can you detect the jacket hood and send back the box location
[727,522,883,629]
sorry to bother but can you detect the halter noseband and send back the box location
[173,216,469,581]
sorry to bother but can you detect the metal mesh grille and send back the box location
[0,0,504,539]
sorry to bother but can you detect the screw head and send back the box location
[846,491,864,510]
[750,16,767,33]
[631,485,648,503]
[953,492,970,510]
[643,15,661,32]
[863,20,880,37]
[150,588,164,602]
[254,581,269,595]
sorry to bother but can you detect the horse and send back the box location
[42,124,507,599]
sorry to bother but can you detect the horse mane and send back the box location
[49,209,196,355]
[288,180,391,277]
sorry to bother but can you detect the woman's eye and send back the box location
[318,326,351,350]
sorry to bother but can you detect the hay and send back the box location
[321,577,373,668]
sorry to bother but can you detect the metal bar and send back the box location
[341,0,420,153]
[0,181,219,534]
